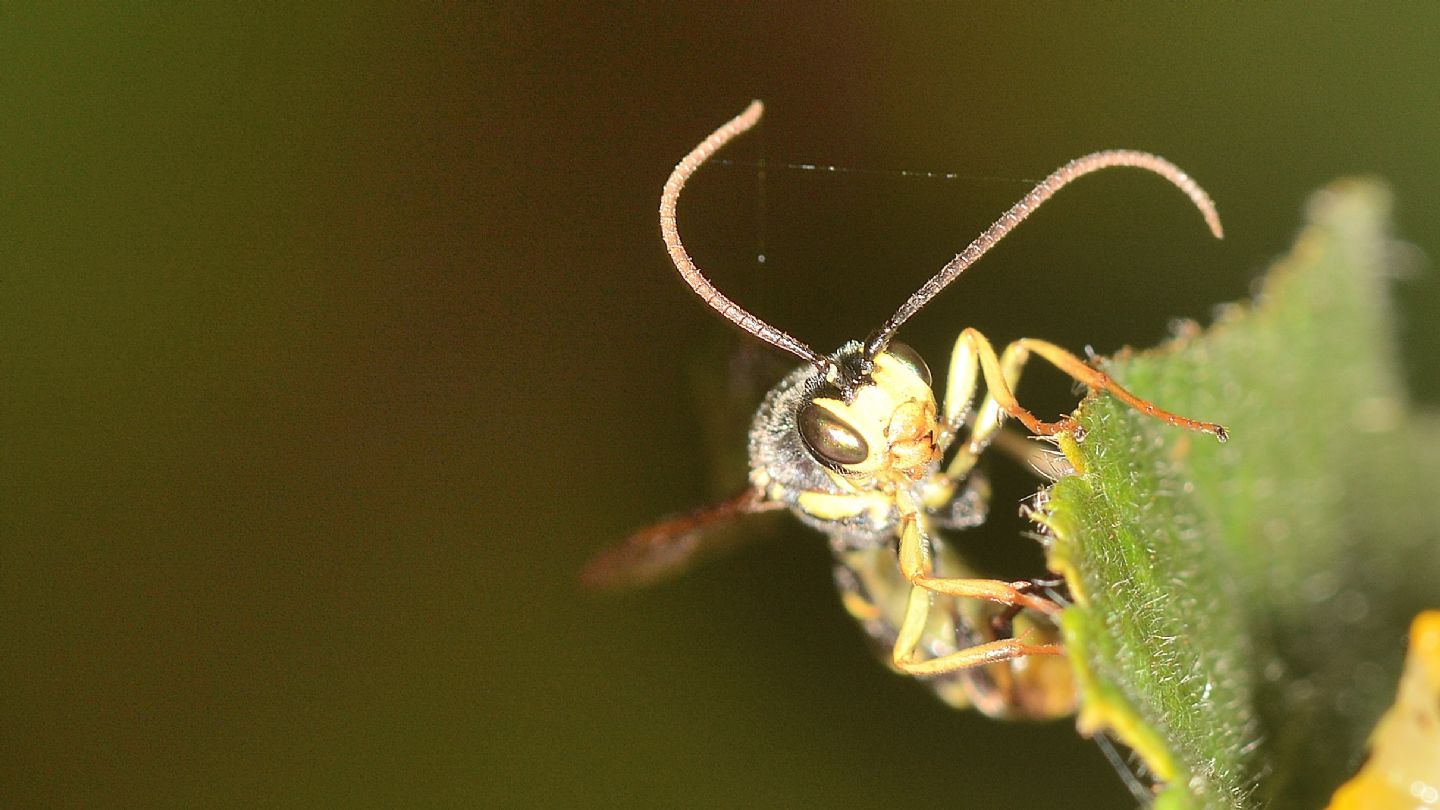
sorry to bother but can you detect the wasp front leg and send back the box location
[944,328,1227,455]
[890,505,1063,677]
[940,330,1031,481]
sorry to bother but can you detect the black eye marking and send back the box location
[798,402,870,467]
[885,341,932,386]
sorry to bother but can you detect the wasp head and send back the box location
[748,340,941,513]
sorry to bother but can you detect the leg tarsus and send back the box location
[894,635,1064,677]
[890,506,1065,678]
[1016,338,1228,441]
[908,574,1063,616]
[941,328,1227,445]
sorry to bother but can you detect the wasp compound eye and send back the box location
[885,341,932,386]
[798,402,870,467]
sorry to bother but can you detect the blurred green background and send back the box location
[6,5,1439,807]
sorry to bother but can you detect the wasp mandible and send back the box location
[586,101,1226,719]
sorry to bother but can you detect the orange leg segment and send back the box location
[890,509,1064,677]
[952,329,1228,442]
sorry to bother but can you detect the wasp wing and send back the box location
[582,488,784,590]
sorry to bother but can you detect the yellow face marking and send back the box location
[871,352,931,397]
[806,351,941,478]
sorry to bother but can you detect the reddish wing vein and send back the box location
[583,488,782,589]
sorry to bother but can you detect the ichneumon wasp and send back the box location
[586,101,1226,719]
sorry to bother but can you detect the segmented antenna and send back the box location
[661,101,827,369]
[865,150,1224,357]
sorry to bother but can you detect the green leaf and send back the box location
[1037,180,1440,809]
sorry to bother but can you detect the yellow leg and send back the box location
[895,509,1060,615]
[896,629,1063,677]
[903,327,1228,679]
[890,509,1063,676]
[947,328,1228,444]
[944,334,1028,480]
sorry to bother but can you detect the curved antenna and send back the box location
[865,150,1224,357]
[662,101,827,369]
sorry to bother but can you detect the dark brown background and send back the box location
[7,5,1440,807]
